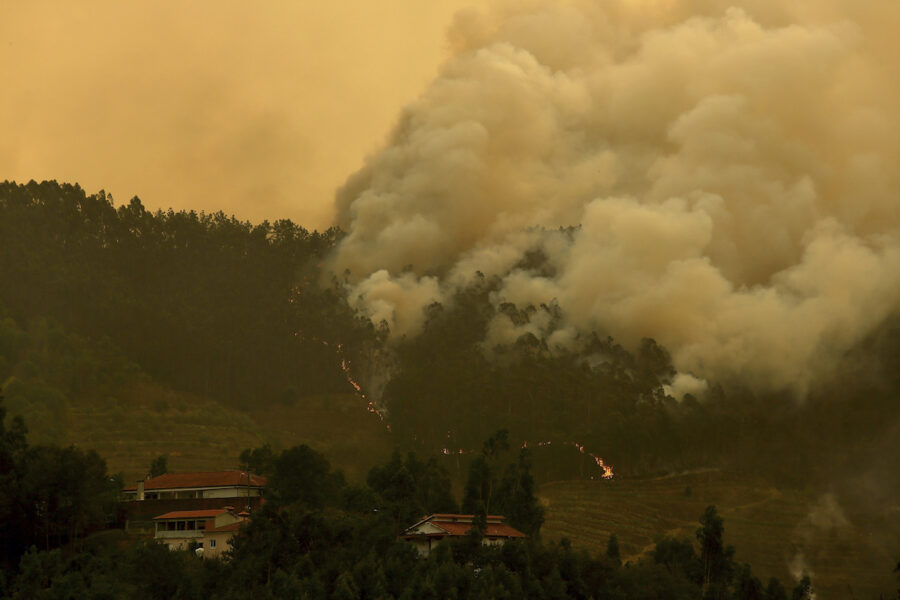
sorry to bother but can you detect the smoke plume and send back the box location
[329,0,900,394]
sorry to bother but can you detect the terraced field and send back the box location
[539,470,898,600]
[38,383,898,599]
[61,383,392,483]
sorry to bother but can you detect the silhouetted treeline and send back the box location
[0,396,120,573]
[0,180,372,406]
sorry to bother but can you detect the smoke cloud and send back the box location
[330,0,900,394]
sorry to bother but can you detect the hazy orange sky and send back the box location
[1,0,485,229]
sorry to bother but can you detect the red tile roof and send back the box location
[208,522,243,533]
[429,513,506,521]
[124,471,267,492]
[153,509,228,520]
[432,521,526,537]
[402,514,526,539]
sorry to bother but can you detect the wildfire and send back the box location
[330,344,613,479]
[439,438,614,479]
[522,440,614,479]
[333,342,390,429]
[441,448,468,455]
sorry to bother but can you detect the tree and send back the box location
[733,563,764,600]
[19,445,118,550]
[764,577,788,600]
[605,533,621,566]
[149,455,167,478]
[494,449,544,538]
[462,429,511,516]
[367,451,457,524]
[653,536,702,584]
[696,505,734,598]
[332,571,359,600]
[268,444,343,508]
[0,391,28,569]
[790,575,812,600]
[461,455,493,515]
[0,390,27,476]
[894,561,899,600]
[239,444,276,476]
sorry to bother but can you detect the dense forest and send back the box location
[0,180,372,407]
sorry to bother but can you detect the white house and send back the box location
[153,507,248,558]
[123,470,266,501]
[400,514,526,556]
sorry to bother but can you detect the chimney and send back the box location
[137,480,145,501]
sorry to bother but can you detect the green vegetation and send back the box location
[2,403,811,599]
[0,180,372,408]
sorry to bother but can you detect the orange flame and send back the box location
[520,440,614,479]
[330,345,612,478]
[334,343,390,430]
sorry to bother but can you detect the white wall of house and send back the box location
[202,487,261,498]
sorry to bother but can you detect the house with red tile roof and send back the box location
[121,470,266,529]
[153,507,249,558]
[123,470,266,501]
[400,514,526,556]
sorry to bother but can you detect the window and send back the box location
[209,539,216,549]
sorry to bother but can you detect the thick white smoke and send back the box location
[329,0,900,394]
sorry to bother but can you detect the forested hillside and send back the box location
[3,179,900,492]
[1,179,899,597]
[0,180,372,407]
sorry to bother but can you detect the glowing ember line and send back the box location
[441,439,614,479]
[334,343,390,429]
[520,440,614,479]
[329,346,611,478]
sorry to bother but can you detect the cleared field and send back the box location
[539,470,898,600]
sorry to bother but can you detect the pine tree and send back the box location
[605,533,621,566]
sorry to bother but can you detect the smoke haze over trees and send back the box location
[330,0,900,397]
[2,178,899,497]
[1,173,897,596]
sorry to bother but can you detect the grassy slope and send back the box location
[539,470,897,600]
[59,382,393,484]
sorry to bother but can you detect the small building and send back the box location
[400,514,526,556]
[153,507,248,558]
[123,470,266,501]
